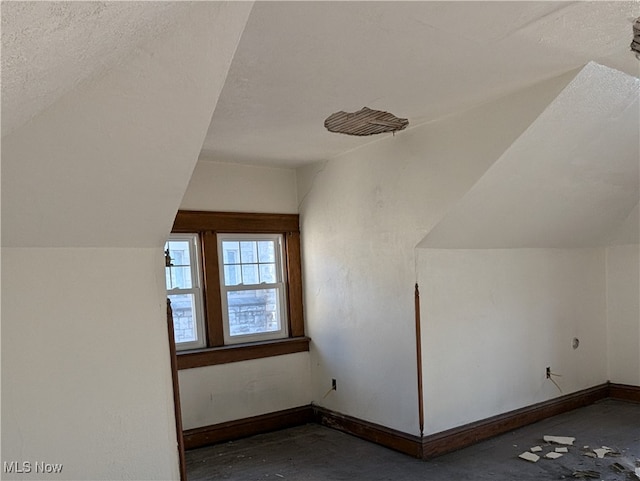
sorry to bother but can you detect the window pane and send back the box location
[166,266,192,290]
[167,241,191,266]
[241,264,259,285]
[222,241,240,264]
[258,241,275,263]
[240,241,257,263]
[168,293,198,343]
[227,288,281,336]
[259,263,276,284]
[224,265,242,286]
[165,269,172,290]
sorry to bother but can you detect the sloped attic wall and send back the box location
[417,63,639,434]
[298,69,576,436]
[1,3,252,479]
[420,62,639,250]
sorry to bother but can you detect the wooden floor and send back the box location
[186,399,640,481]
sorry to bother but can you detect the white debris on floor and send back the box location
[545,452,564,459]
[518,451,540,463]
[517,437,640,481]
[519,434,577,464]
[543,435,575,446]
[593,447,611,458]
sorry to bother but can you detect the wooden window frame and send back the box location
[171,211,308,370]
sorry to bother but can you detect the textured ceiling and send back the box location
[3,1,639,168]
[1,2,253,247]
[1,1,190,137]
[201,1,640,167]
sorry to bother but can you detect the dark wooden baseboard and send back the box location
[608,383,640,403]
[183,405,313,450]
[311,384,611,460]
[421,383,609,459]
[312,406,423,458]
[183,382,638,456]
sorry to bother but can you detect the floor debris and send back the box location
[544,452,564,459]
[572,470,601,479]
[593,447,611,458]
[530,446,542,452]
[555,447,569,453]
[610,462,626,474]
[544,435,575,446]
[518,451,540,463]
[635,466,640,479]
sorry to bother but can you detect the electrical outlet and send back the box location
[546,367,551,379]
[331,378,337,391]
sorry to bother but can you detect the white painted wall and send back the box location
[408,63,638,434]
[179,353,311,429]
[178,160,311,428]
[1,3,252,479]
[606,244,640,385]
[608,203,639,246]
[2,248,177,480]
[298,71,575,435]
[418,248,607,434]
[180,160,298,214]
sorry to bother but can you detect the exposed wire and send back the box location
[548,371,563,394]
[322,386,335,399]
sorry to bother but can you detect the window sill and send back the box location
[176,336,311,370]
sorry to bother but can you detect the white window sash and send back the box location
[165,234,206,351]
[217,233,288,344]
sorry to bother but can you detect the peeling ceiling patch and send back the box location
[324,107,408,136]
[631,17,640,58]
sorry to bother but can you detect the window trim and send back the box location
[170,211,308,369]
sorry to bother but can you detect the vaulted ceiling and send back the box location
[3,1,639,168]
[201,1,640,166]
[1,2,254,247]
[421,62,640,249]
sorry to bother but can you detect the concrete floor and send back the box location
[186,400,640,481]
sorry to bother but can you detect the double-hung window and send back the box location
[165,211,308,369]
[165,234,206,351]
[218,234,288,344]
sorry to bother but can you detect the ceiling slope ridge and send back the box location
[322,67,583,175]
[2,2,253,248]
[418,62,640,250]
